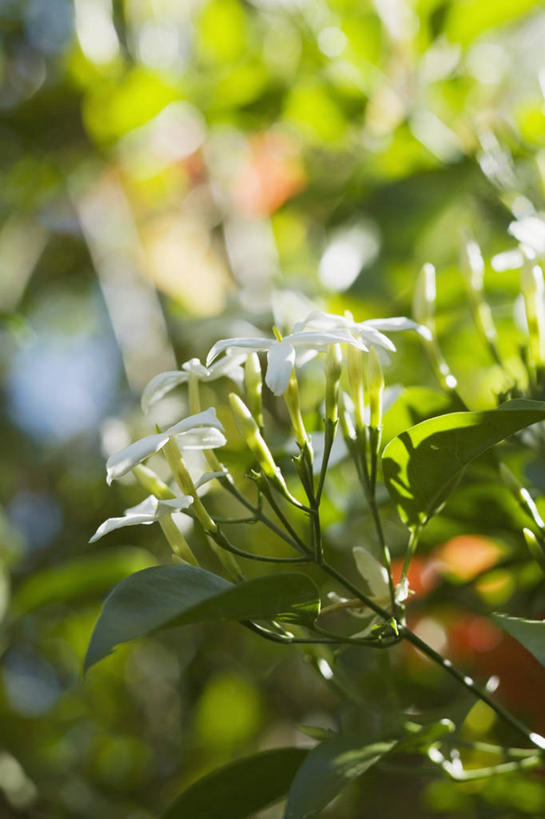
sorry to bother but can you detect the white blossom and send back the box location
[89,495,193,543]
[206,329,367,396]
[141,355,245,413]
[106,408,226,484]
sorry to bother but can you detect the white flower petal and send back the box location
[90,495,193,542]
[353,546,390,600]
[509,216,545,254]
[492,249,524,272]
[206,337,274,367]
[293,310,345,333]
[141,371,189,413]
[207,353,246,384]
[265,340,296,395]
[175,427,227,450]
[288,329,365,350]
[364,317,432,340]
[106,431,170,484]
[89,512,157,542]
[182,358,210,378]
[167,407,224,435]
[194,470,227,489]
[355,325,396,352]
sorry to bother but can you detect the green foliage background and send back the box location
[2,0,545,816]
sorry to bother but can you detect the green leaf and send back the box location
[85,565,320,670]
[162,747,307,819]
[492,613,545,667]
[13,548,156,615]
[284,737,395,819]
[382,399,545,529]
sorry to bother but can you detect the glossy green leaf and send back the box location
[492,613,545,667]
[13,548,156,615]
[85,565,320,670]
[382,399,545,529]
[284,737,395,819]
[162,747,307,819]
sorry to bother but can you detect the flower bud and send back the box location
[162,438,217,533]
[366,347,384,430]
[461,237,484,292]
[284,369,310,449]
[413,263,436,330]
[133,464,175,500]
[346,344,365,430]
[244,353,263,430]
[229,393,289,493]
[521,257,545,369]
[325,343,342,424]
[523,527,545,573]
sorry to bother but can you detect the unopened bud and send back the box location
[244,353,263,429]
[324,343,342,424]
[521,257,545,368]
[133,464,175,500]
[346,344,365,430]
[229,393,288,492]
[284,370,310,449]
[413,263,436,330]
[366,348,384,430]
[523,527,545,572]
[461,237,485,291]
[162,438,217,533]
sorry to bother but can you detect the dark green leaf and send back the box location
[162,747,308,819]
[382,399,545,529]
[13,548,156,615]
[492,613,545,667]
[284,737,395,818]
[85,565,320,670]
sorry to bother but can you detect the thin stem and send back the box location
[316,558,545,751]
[219,475,309,556]
[401,526,421,586]
[258,482,311,556]
[402,627,545,750]
[210,529,309,564]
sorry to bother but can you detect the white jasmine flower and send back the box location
[89,495,193,543]
[106,408,226,484]
[141,355,245,413]
[207,329,367,396]
[294,310,432,343]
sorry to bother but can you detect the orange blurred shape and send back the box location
[447,613,504,657]
[391,555,439,599]
[234,132,306,217]
[434,535,503,582]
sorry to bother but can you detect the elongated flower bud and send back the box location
[162,438,217,533]
[229,393,289,493]
[366,348,384,430]
[245,353,263,430]
[521,257,545,370]
[284,369,310,449]
[461,237,499,356]
[413,263,436,330]
[325,343,342,424]
[346,344,365,430]
[133,464,175,500]
[523,527,545,573]
[461,237,485,292]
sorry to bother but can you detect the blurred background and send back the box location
[3,0,545,816]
